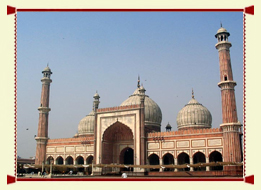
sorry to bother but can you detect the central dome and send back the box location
[120,87,162,129]
[176,93,212,130]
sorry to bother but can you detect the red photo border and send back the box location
[7,5,254,185]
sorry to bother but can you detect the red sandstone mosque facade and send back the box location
[34,26,243,176]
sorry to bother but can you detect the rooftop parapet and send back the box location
[147,127,222,138]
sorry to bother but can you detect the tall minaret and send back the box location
[93,92,100,165]
[215,26,242,167]
[35,66,52,165]
[139,85,146,165]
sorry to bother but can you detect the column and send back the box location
[206,157,210,171]
[159,157,163,172]
[174,158,178,172]
[190,157,193,171]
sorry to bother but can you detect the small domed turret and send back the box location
[215,24,230,42]
[165,123,172,132]
[42,65,52,78]
[93,92,100,99]
[93,91,100,111]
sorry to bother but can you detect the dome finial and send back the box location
[137,75,140,88]
[192,88,194,99]
[220,22,222,28]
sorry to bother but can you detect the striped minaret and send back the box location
[215,25,242,169]
[35,66,52,165]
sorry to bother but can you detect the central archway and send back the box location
[102,121,134,164]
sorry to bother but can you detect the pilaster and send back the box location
[189,157,193,171]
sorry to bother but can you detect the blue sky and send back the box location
[17,12,243,158]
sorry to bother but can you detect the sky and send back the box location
[17,12,243,159]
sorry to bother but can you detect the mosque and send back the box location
[34,26,243,176]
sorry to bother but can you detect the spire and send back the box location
[137,75,140,88]
[192,88,194,99]
[220,22,222,27]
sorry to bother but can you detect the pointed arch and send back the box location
[103,121,133,141]
[56,156,64,165]
[162,153,174,171]
[177,152,190,171]
[86,155,94,175]
[193,152,206,171]
[46,156,54,165]
[76,156,84,165]
[209,151,223,171]
[102,121,134,164]
[148,153,159,171]
[65,156,74,165]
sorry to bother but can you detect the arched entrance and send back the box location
[46,156,54,165]
[177,152,190,171]
[162,153,174,171]
[76,156,84,165]
[65,156,73,165]
[86,155,93,174]
[149,154,159,171]
[102,121,134,164]
[56,156,64,165]
[75,156,84,172]
[120,147,134,171]
[209,151,223,171]
[193,152,206,171]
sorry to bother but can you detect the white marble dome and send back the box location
[176,95,212,130]
[120,87,162,128]
[78,110,95,135]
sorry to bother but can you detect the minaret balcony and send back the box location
[41,77,52,84]
[38,107,51,113]
[220,122,242,132]
[215,41,232,51]
[35,137,48,143]
[218,80,237,88]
